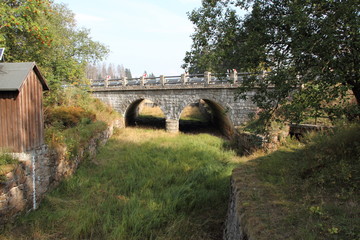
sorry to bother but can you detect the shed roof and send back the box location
[0,62,49,91]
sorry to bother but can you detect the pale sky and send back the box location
[55,0,202,77]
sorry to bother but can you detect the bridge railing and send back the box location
[90,71,264,88]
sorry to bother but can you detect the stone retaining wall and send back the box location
[289,123,331,139]
[0,120,123,226]
[231,128,288,155]
[223,176,250,240]
[224,124,328,239]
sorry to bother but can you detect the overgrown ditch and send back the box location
[1,128,240,240]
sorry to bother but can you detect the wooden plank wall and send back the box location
[0,91,19,152]
[0,70,44,152]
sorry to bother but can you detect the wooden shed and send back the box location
[0,62,49,152]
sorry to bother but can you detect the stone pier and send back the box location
[166,119,179,133]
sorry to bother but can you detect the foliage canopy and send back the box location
[184,0,360,125]
[0,0,109,89]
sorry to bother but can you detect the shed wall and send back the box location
[0,91,19,151]
[0,70,44,152]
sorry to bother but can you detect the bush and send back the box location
[45,106,96,128]
[299,123,360,193]
[45,87,120,126]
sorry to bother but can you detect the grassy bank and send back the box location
[1,128,239,240]
[234,124,360,239]
[45,87,120,158]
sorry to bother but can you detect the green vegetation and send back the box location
[2,128,239,240]
[184,0,359,128]
[1,0,109,90]
[234,124,360,239]
[1,2,358,239]
[0,153,17,166]
[1,117,358,239]
[45,87,120,158]
[0,153,18,182]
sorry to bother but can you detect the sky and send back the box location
[55,0,202,77]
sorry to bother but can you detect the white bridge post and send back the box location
[181,73,188,85]
[140,76,145,86]
[122,77,127,86]
[204,71,211,86]
[160,75,165,86]
[230,69,238,84]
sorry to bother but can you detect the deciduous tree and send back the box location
[184,0,360,125]
[1,0,109,88]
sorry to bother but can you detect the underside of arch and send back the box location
[125,99,166,129]
[125,99,144,126]
[201,99,234,137]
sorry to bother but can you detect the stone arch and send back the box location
[124,97,167,127]
[178,95,235,137]
[124,98,144,126]
[202,99,234,137]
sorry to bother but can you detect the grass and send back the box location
[46,121,108,158]
[138,101,165,118]
[0,153,18,182]
[0,153,17,166]
[233,124,360,239]
[2,97,358,240]
[180,105,208,122]
[1,128,240,240]
[45,87,121,158]
[139,102,208,123]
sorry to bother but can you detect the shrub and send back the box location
[299,123,360,194]
[45,87,120,125]
[45,106,96,128]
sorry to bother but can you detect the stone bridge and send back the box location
[91,72,259,136]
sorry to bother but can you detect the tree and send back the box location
[125,68,132,79]
[0,0,53,51]
[184,0,360,125]
[117,64,125,78]
[1,0,109,88]
[86,64,98,80]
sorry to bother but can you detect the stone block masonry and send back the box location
[223,176,249,240]
[0,120,123,226]
[92,86,258,136]
[223,169,255,240]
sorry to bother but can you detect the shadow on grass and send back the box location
[133,115,222,137]
[2,130,236,240]
[232,136,360,240]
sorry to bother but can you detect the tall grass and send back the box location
[2,128,238,240]
[233,124,360,239]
